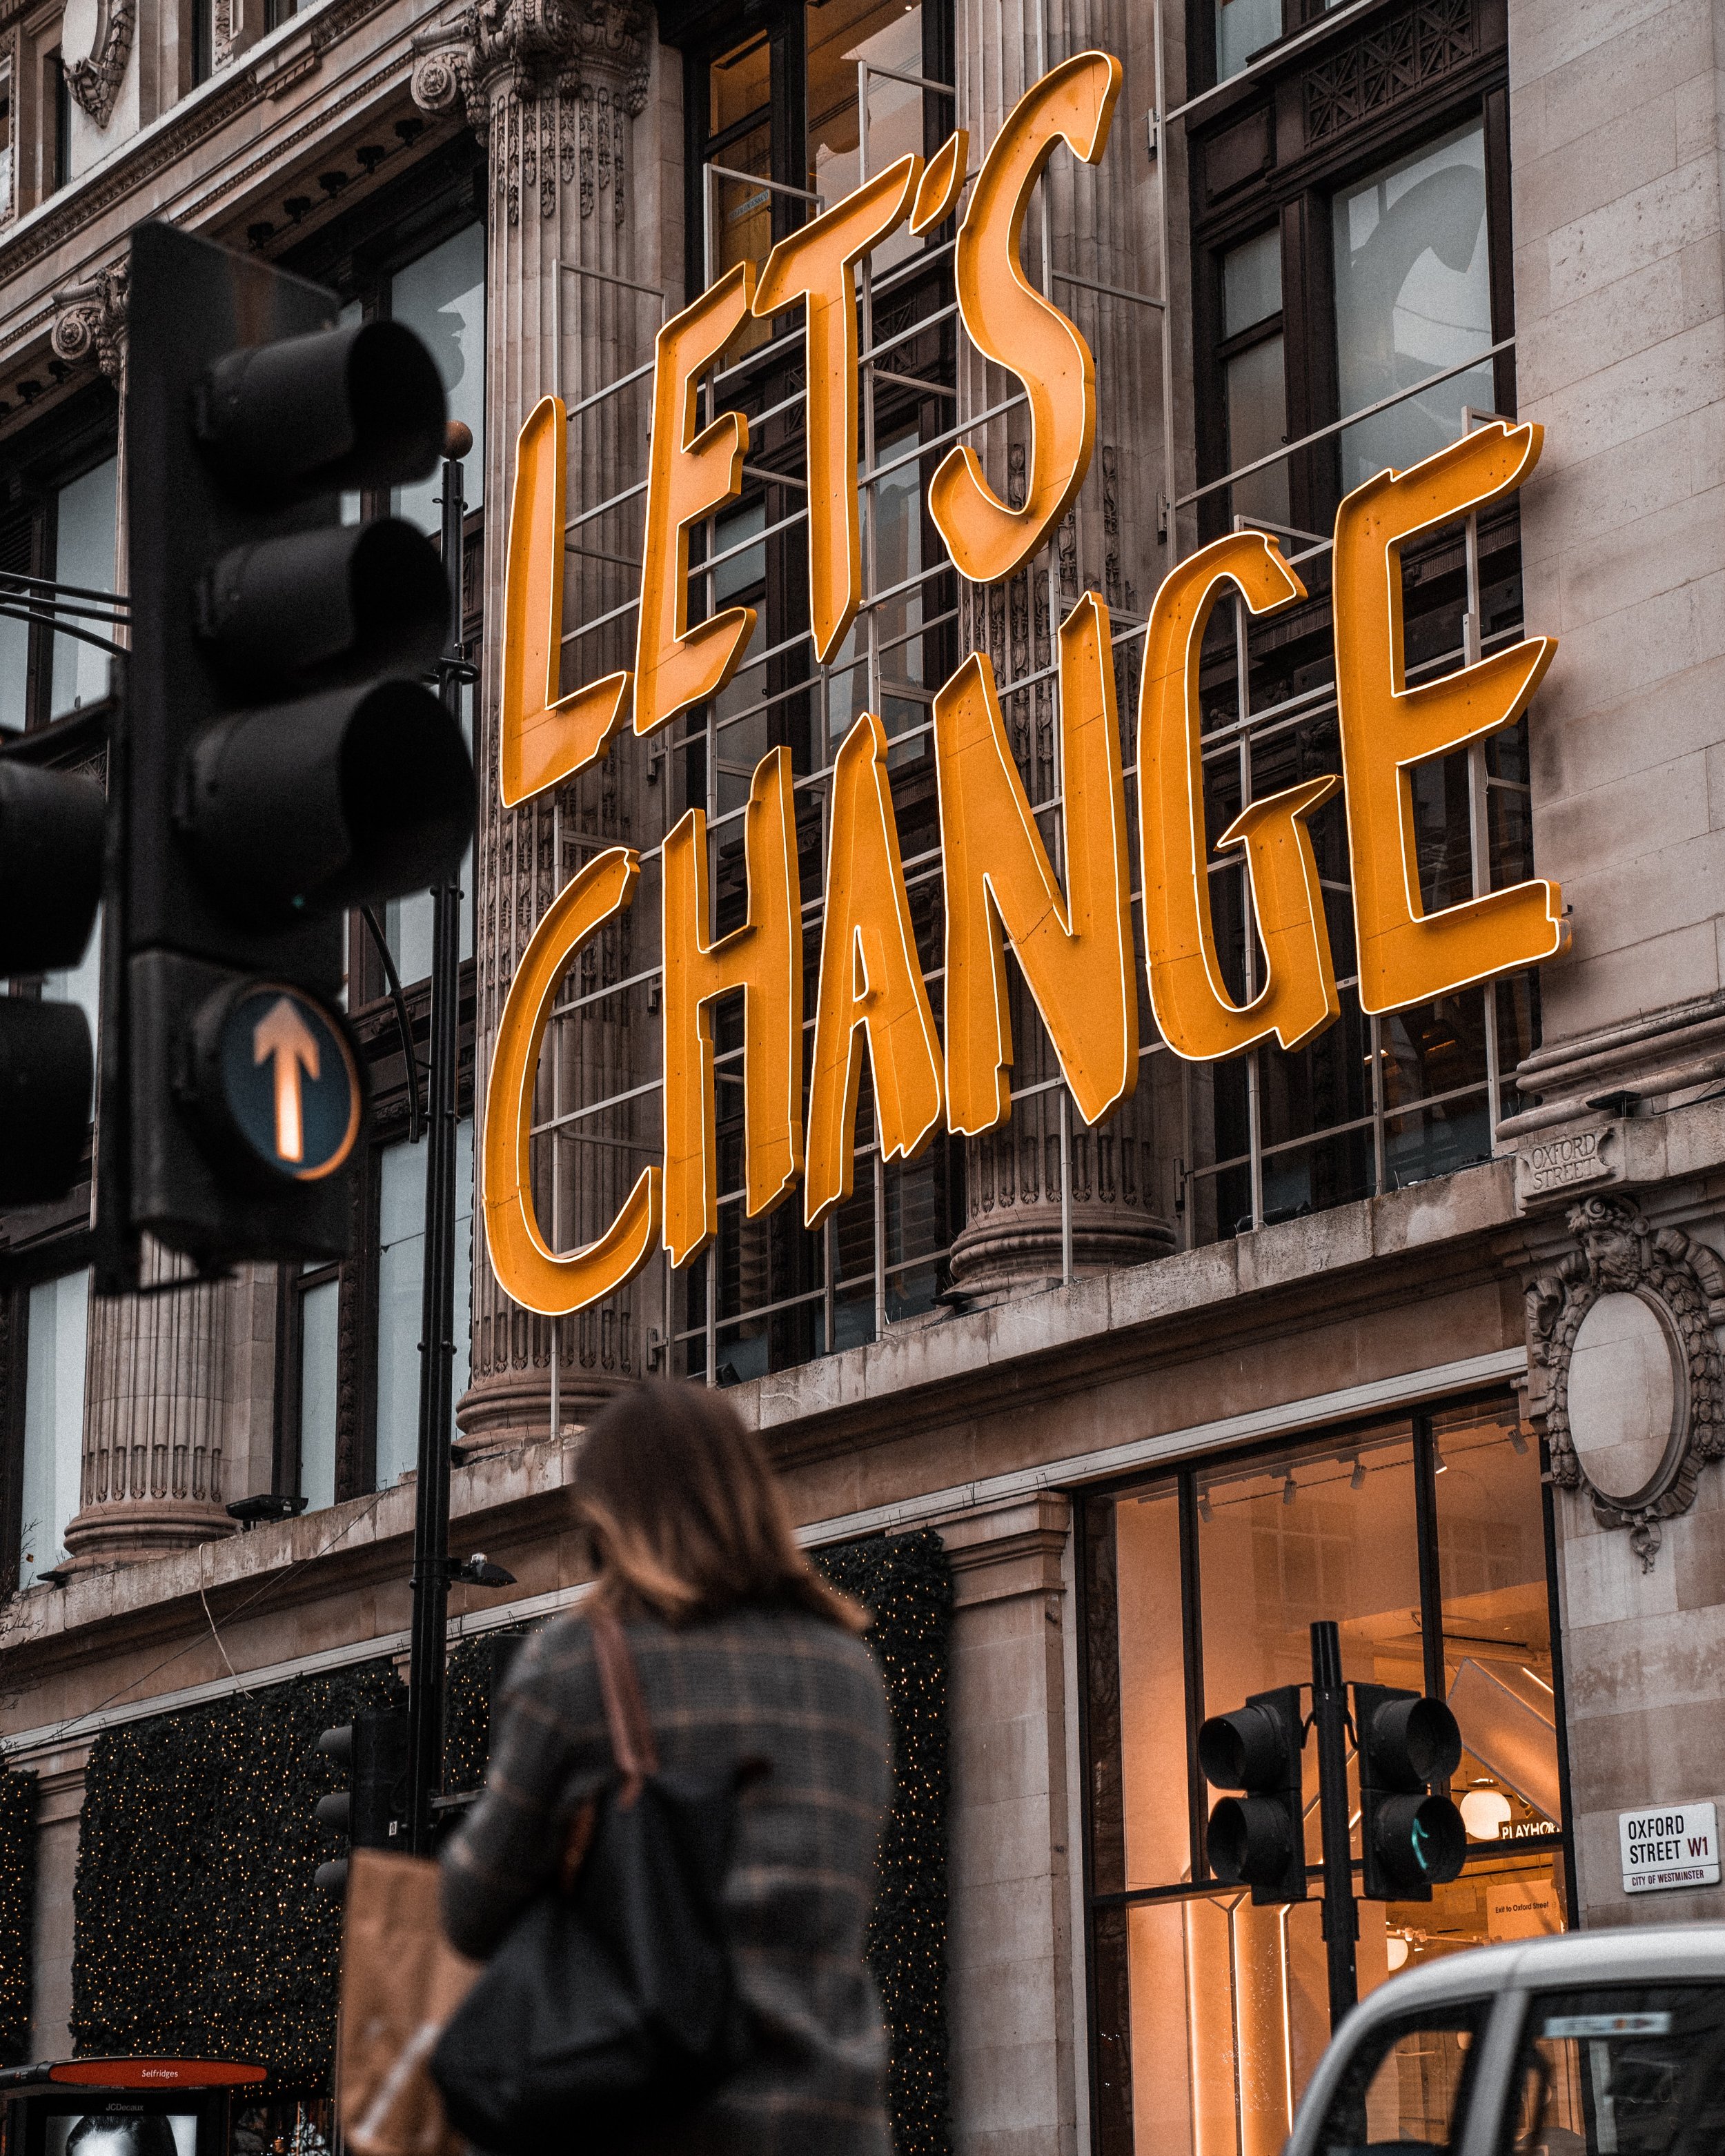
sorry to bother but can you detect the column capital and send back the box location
[49,261,128,388]
[411,0,651,137]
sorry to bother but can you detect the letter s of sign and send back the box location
[928,50,1123,585]
[1138,533,1341,1060]
[483,849,662,1315]
[1332,421,1563,1013]
[498,397,632,807]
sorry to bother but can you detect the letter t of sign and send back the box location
[752,157,924,663]
[661,747,805,1268]
[1332,422,1562,1013]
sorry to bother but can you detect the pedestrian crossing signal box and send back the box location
[0,2061,266,2156]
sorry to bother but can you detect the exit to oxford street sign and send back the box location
[1620,1803,1722,1894]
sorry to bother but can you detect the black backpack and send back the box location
[431,1612,756,2153]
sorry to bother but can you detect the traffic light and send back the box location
[0,762,104,1203]
[1198,1685,1308,1904]
[313,1708,410,1890]
[1353,1683,1466,1900]
[114,218,473,1278]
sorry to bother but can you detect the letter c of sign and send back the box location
[482,847,662,1316]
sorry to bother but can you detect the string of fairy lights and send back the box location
[23,1532,953,2156]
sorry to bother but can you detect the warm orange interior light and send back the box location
[498,396,631,807]
[1332,422,1562,1013]
[753,155,924,664]
[935,592,1136,1134]
[661,746,805,1268]
[1138,533,1341,1061]
[805,711,945,1229]
[633,263,759,742]
[927,51,1123,586]
[483,847,660,1315]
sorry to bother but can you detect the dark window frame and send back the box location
[1187,0,1514,542]
[1076,1385,1577,2156]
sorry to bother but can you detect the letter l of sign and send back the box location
[499,397,631,807]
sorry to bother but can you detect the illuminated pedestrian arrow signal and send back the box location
[210,982,361,1183]
[254,996,319,1163]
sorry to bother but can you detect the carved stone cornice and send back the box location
[1525,1194,1725,1570]
[411,0,651,139]
[48,259,127,385]
[64,0,136,128]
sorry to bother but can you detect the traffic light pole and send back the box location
[404,431,470,1857]
[1310,1619,1359,2031]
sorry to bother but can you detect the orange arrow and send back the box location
[253,996,322,1163]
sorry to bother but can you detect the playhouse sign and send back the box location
[482,50,1565,1319]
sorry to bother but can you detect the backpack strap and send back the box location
[588,1608,660,1804]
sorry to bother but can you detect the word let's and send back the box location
[482,50,1564,1319]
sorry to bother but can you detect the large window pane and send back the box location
[391,226,484,534]
[1112,1482,1190,1890]
[298,1274,339,1512]
[1435,1401,1563,1842]
[1225,335,1290,529]
[374,1120,474,1487]
[1332,119,1493,494]
[1216,0,1281,79]
[807,0,924,274]
[19,1269,89,1585]
[1198,1425,1423,1843]
[50,459,117,718]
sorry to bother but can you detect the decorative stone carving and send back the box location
[411,0,651,152]
[49,261,128,386]
[1526,1195,1725,1568]
[63,0,135,128]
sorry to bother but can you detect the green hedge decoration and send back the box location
[0,1766,37,2065]
[813,1529,953,2156]
[70,1528,952,2153]
[72,1663,404,2084]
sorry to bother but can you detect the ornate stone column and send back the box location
[413,0,662,1443]
[947,0,1179,1292]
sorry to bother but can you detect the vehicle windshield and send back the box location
[1507,1985,1725,2155]
[1313,1999,1490,2155]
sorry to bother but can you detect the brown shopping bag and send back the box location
[337,1848,482,2156]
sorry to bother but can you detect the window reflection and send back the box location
[390,224,485,535]
[1221,228,1289,530]
[19,1269,90,1587]
[1215,0,1281,80]
[1332,119,1494,493]
[50,457,117,717]
[373,1119,474,1487]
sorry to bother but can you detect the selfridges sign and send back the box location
[483,50,1566,1319]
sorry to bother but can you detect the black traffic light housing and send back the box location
[111,219,473,1283]
[0,761,105,1203]
[313,1708,410,1891]
[1198,1684,1309,1905]
[1354,1683,1466,1901]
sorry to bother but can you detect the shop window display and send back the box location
[1085,1390,1568,2156]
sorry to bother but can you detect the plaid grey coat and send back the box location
[440,1604,893,2156]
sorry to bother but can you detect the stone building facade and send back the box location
[3,0,1725,2149]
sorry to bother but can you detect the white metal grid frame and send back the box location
[524,0,1542,1391]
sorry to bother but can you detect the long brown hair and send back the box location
[573,1381,866,1632]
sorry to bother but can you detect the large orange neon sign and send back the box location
[487,55,1565,1320]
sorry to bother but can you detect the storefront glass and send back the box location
[1085,1391,1568,2156]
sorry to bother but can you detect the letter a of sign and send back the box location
[499,397,631,807]
[661,746,805,1269]
[936,593,1136,1134]
[1332,423,1562,1013]
[483,849,661,1314]
[1138,533,1341,1060]
[929,52,1122,585]
[805,712,945,1229]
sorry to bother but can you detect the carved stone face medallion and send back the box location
[1526,1196,1725,1569]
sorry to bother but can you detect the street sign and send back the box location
[195,982,360,1183]
[1619,1801,1720,1894]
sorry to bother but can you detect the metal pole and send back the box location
[406,422,471,1855]
[1310,1619,1359,2030]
